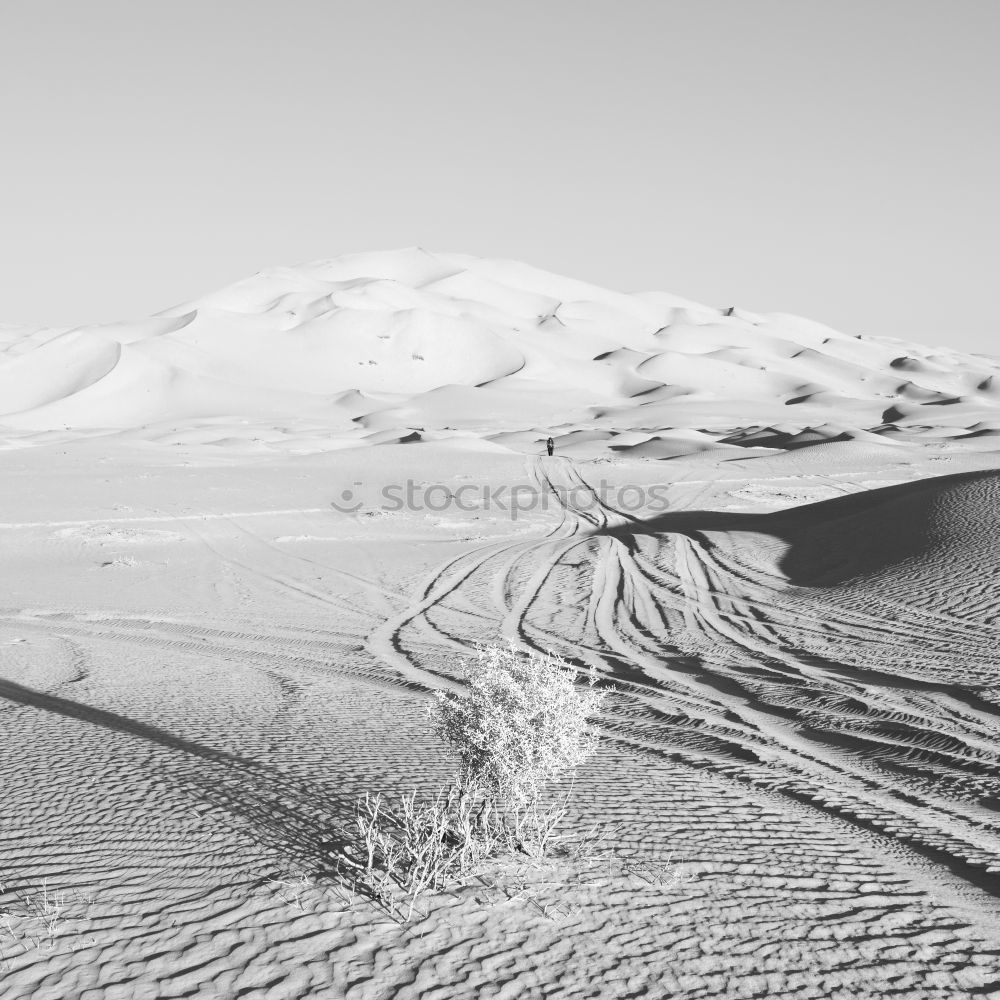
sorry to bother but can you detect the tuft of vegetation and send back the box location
[433,644,605,852]
[0,880,95,967]
[339,645,607,920]
[349,785,492,921]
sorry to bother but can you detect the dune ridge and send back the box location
[3,253,1000,997]
[1,248,998,455]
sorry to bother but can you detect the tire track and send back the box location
[358,455,1000,904]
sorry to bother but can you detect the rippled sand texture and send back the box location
[1,438,1000,999]
[3,252,1000,996]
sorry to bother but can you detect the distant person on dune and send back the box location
[546,437,554,456]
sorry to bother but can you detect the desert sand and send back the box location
[1,249,1000,998]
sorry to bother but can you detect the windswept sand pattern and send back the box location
[3,446,1000,997]
[6,249,1000,998]
[351,458,1000,983]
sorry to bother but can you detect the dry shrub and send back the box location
[435,646,603,804]
[434,645,605,853]
[349,785,497,921]
[345,646,607,919]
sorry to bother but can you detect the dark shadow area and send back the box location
[777,779,1000,901]
[0,678,356,867]
[0,677,257,765]
[598,469,1000,587]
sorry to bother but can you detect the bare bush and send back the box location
[343,645,607,920]
[0,880,95,964]
[433,645,606,850]
[347,785,495,921]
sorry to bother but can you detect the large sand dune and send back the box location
[1,253,1000,998]
[3,249,999,457]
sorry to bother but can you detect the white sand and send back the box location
[1,251,999,998]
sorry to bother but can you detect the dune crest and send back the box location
[1,248,998,454]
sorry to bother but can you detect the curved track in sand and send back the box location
[365,456,1000,899]
[3,457,1000,998]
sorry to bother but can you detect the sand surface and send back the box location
[2,253,1000,998]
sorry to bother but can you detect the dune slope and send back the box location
[2,256,1000,997]
[1,249,998,458]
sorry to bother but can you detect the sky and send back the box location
[1,1,997,354]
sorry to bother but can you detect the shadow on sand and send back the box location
[598,469,1000,587]
[0,678,356,867]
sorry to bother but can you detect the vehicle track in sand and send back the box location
[7,457,998,903]
[4,457,1000,999]
[366,454,1000,906]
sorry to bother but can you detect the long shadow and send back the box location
[587,471,1000,900]
[590,468,1000,702]
[0,678,355,866]
[599,468,1000,587]
[0,677,261,765]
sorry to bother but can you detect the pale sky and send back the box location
[1,1,997,354]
